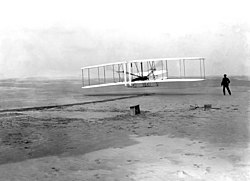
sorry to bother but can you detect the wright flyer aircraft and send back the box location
[81,57,205,88]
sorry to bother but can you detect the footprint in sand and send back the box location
[205,167,211,173]
[66,146,75,150]
[184,153,204,157]
[193,164,202,168]
[95,159,101,164]
[127,159,140,163]
[210,156,216,159]
[51,167,60,172]
[176,170,191,178]
[94,174,100,179]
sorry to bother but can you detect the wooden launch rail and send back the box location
[0,94,152,113]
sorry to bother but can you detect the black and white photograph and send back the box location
[0,0,249,180]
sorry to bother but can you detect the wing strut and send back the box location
[88,68,90,86]
[112,64,115,82]
[141,62,143,77]
[98,67,100,83]
[200,59,202,78]
[128,63,132,86]
[161,60,164,79]
[203,58,206,79]
[166,60,168,78]
[179,59,182,78]
[123,62,127,86]
[82,69,84,87]
[183,59,186,77]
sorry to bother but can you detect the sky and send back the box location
[0,0,250,78]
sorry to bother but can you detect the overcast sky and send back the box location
[0,0,249,78]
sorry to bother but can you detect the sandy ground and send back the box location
[0,83,249,180]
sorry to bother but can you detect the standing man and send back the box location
[221,74,231,95]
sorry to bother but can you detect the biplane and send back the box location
[81,57,205,88]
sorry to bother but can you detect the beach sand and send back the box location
[0,78,249,180]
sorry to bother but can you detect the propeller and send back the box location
[146,68,156,76]
[116,71,141,77]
